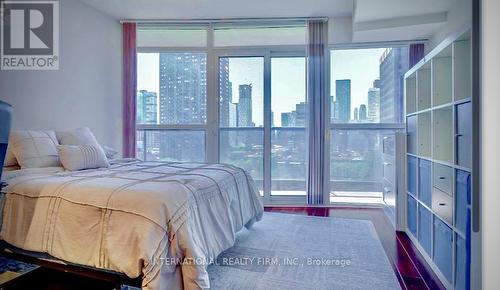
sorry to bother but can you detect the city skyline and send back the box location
[137,48,406,126]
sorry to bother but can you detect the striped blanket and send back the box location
[0,160,263,289]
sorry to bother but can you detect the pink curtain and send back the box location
[122,22,137,158]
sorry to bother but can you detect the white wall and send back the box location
[329,16,353,44]
[0,0,122,153]
[481,0,500,288]
[428,0,471,51]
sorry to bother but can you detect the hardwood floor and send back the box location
[264,206,446,290]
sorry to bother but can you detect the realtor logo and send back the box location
[1,0,59,70]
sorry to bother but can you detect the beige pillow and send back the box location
[56,127,100,147]
[57,145,110,171]
[56,128,117,159]
[10,130,60,168]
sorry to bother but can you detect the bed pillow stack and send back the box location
[5,128,113,171]
[55,127,110,170]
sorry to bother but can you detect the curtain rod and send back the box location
[119,17,328,24]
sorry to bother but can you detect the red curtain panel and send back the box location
[122,22,137,158]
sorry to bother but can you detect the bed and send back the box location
[0,159,264,290]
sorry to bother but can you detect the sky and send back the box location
[137,48,387,126]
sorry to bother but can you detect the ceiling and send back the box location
[78,0,458,43]
[77,0,354,20]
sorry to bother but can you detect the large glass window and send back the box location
[136,52,207,161]
[330,47,409,204]
[330,47,409,123]
[135,25,412,205]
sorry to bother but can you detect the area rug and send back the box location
[206,212,401,290]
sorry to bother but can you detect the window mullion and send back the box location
[263,51,272,201]
[206,26,219,163]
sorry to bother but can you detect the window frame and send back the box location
[135,24,419,205]
[328,43,412,204]
[213,48,308,205]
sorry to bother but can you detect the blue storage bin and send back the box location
[407,194,417,237]
[455,234,470,290]
[419,159,432,206]
[418,205,432,255]
[407,155,417,195]
[455,170,471,234]
[433,218,453,283]
[456,102,472,169]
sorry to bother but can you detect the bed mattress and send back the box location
[0,160,263,290]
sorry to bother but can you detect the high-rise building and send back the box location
[353,107,359,121]
[137,90,158,124]
[359,104,367,121]
[158,53,207,161]
[335,79,351,122]
[159,53,207,124]
[281,112,295,127]
[229,103,237,127]
[219,58,232,127]
[333,100,339,121]
[379,47,409,122]
[294,102,307,127]
[330,96,336,122]
[367,83,380,123]
[237,84,253,127]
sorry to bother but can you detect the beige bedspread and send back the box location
[0,160,264,289]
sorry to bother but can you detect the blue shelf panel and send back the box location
[455,233,470,290]
[419,159,432,206]
[418,205,432,256]
[434,218,453,283]
[455,169,471,235]
[407,194,418,237]
[407,155,418,195]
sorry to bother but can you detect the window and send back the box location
[329,47,409,203]
[134,24,413,205]
[330,48,409,123]
[271,57,307,196]
[136,52,207,161]
[219,57,264,192]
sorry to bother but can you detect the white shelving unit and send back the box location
[417,111,431,158]
[417,64,432,111]
[432,45,453,106]
[433,106,453,164]
[405,28,472,290]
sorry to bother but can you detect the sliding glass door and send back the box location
[219,56,265,194]
[218,53,307,202]
[329,47,408,205]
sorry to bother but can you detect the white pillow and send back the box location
[56,127,117,159]
[10,130,61,168]
[57,145,110,171]
[56,127,100,147]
